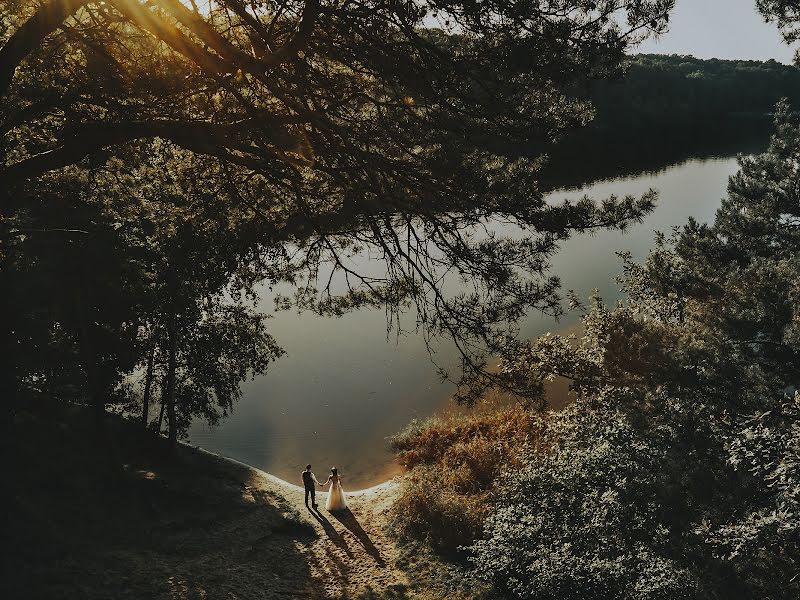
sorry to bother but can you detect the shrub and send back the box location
[467,389,800,600]
[469,390,711,600]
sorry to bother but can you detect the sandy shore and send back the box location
[189,444,410,598]
[192,445,399,496]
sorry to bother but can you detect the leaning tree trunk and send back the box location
[141,342,155,428]
[0,0,93,96]
[157,388,166,434]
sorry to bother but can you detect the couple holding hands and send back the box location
[302,464,348,512]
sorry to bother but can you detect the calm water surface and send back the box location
[188,153,752,488]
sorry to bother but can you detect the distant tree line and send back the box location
[540,53,800,188]
[590,53,800,132]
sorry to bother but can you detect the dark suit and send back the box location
[302,470,317,506]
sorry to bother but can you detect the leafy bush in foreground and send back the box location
[470,390,800,600]
[472,391,721,600]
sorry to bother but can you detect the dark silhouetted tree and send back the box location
[1,0,673,405]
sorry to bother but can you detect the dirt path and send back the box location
[198,450,410,599]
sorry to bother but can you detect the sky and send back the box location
[636,0,797,63]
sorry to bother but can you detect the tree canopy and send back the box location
[760,0,800,62]
[1,0,673,197]
[1,0,675,415]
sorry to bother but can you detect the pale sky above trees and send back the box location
[637,0,796,62]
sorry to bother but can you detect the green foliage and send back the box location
[472,391,708,600]
[171,303,283,436]
[1,147,286,440]
[759,1,800,63]
[467,104,800,599]
[2,189,146,409]
[591,54,800,131]
[1,0,675,408]
[701,395,800,590]
[542,54,800,189]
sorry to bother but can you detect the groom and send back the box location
[302,464,322,508]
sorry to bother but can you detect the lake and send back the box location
[188,140,766,489]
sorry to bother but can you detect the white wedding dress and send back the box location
[325,474,348,512]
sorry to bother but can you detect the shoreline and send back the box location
[186,334,580,496]
[189,444,401,496]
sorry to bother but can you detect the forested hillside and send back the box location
[541,54,800,188]
[591,54,800,130]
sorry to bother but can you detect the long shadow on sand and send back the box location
[330,508,385,566]
[308,506,353,557]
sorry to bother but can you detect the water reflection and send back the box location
[189,151,759,488]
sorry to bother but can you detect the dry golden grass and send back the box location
[389,405,549,551]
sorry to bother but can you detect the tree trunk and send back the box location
[0,267,17,451]
[72,291,104,421]
[0,0,93,96]
[0,337,16,460]
[141,342,155,428]
[157,389,166,434]
[73,289,123,475]
[165,326,178,448]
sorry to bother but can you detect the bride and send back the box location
[323,467,348,512]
